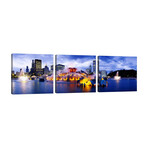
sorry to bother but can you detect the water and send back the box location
[99,78,137,92]
[12,78,136,94]
[12,79,53,94]
[56,81,96,93]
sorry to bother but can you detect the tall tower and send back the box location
[35,59,43,75]
[35,59,41,69]
[93,60,96,74]
[89,65,92,73]
[30,59,43,75]
[26,66,29,73]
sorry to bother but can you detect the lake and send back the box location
[12,78,136,94]
[99,78,137,92]
[12,79,53,94]
[56,81,96,93]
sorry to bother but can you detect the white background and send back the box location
[0,0,148,148]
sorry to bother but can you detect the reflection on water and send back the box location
[99,78,137,92]
[56,81,96,93]
[82,85,92,92]
[12,79,53,94]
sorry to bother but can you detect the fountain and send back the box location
[56,67,96,87]
[114,71,121,80]
[19,69,28,81]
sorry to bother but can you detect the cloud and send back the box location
[12,54,53,72]
[56,55,96,71]
[99,56,137,72]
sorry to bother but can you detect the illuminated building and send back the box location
[30,59,43,76]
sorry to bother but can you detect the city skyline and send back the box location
[56,55,96,71]
[12,54,53,72]
[99,56,137,73]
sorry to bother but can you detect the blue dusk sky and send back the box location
[56,55,96,71]
[99,56,137,73]
[12,54,53,72]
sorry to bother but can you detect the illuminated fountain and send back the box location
[19,69,28,81]
[114,71,121,80]
[56,67,96,86]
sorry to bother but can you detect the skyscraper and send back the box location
[89,65,92,73]
[93,60,96,74]
[26,66,29,73]
[31,60,35,74]
[30,59,43,76]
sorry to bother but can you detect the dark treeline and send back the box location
[108,69,137,78]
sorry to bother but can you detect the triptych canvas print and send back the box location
[11,54,137,94]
